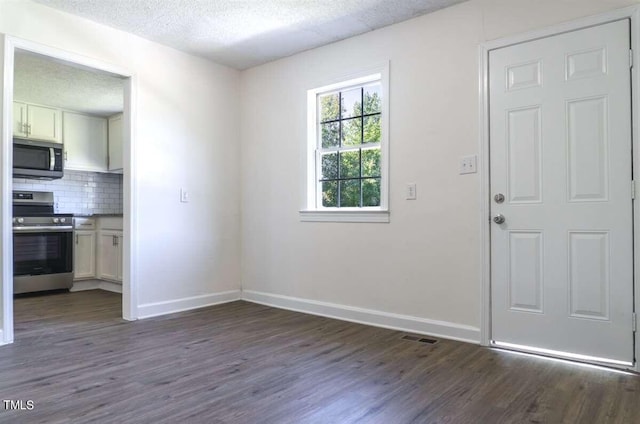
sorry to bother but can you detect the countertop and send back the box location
[73,214,124,218]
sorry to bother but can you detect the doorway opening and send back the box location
[2,37,138,344]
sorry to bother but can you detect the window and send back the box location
[301,65,389,223]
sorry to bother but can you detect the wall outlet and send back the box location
[406,183,417,200]
[180,188,189,203]
[459,155,477,175]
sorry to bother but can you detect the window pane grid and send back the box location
[316,81,382,209]
[320,111,381,125]
[318,143,380,154]
[319,176,381,182]
[318,148,380,181]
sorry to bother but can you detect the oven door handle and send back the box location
[13,226,73,233]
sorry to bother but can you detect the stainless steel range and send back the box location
[13,191,73,294]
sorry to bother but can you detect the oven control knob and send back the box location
[17,218,24,224]
[60,218,66,223]
[53,218,59,223]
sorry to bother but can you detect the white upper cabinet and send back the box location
[63,111,108,172]
[13,101,62,143]
[13,102,27,137]
[29,104,62,142]
[15,100,122,173]
[108,113,123,172]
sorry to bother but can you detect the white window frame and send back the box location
[300,62,390,223]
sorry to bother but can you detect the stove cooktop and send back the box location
[14,213,74,217]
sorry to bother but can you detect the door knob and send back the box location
[493,214,505,224]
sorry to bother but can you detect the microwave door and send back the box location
[13,139,64,179]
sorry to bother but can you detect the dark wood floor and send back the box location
[0,291,639,423]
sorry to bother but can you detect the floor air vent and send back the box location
[402,335,438,344]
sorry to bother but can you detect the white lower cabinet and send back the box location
[74,230,96,280]
[97,230,123,283]
[73,217,123,285]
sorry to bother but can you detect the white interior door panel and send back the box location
[489,19,633,365]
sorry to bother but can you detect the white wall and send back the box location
[0,0,242,320]
[1,0,637,340]
[240,0,640,341]
[0,32,8,342]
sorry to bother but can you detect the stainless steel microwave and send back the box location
[13,138,64,179]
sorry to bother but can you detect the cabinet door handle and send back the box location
[75,234,78,244]
[112,235,115,246]
[64,151,68,161]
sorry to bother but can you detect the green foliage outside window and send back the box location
[318,83,382,208]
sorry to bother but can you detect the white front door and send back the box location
[489,19,634,366]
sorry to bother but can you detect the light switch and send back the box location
[459,155,477,174]
[180,188,189,203]
[406,183,417,200]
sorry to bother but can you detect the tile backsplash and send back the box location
[13,170,123,215]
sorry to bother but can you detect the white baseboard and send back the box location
[0,329,11,345]
[71,279,122,293]
[241,290,481,344]
[71,280,100,291]
[99,281,122,293]
[138,290,241,319]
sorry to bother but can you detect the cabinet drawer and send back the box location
[98,217,123,231]
[74,217,96,230]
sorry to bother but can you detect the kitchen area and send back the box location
[11,50,126,302]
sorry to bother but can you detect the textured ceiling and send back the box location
[14,50,124,116]
[32,0,467,69]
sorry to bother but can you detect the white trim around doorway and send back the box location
[479,4,640,372]
[1,36,139,344]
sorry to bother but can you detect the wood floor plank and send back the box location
[0,290,638,423]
